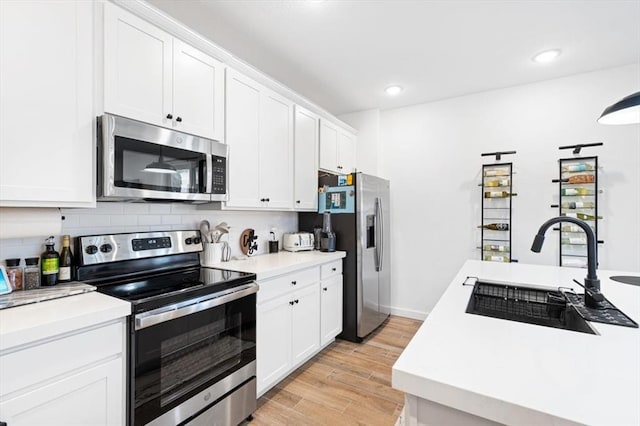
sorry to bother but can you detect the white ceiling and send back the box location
[148,0,640,115]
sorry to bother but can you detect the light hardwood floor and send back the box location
[249,316,423,425]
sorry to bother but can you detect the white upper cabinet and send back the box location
[0,0,94,207]
[224,69,293,211]
[319,119,356,174]
[172,39,225,141]
[294,106,319,211]
[104,3,224,140]
[259,90,293,209]
[225,69,262,208]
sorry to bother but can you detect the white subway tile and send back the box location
[138,215,161,226]
[79,215,111,227]
[110,215,139,226]
[149,204,171,214]
[170,203,197,213]
[161,215,183,225]
[94,203,125,214]
[123,204,149,214]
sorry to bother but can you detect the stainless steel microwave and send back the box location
[97,114,228,203]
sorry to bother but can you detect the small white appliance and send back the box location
[283,233,315,252]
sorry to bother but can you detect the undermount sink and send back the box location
[466,280,597,335]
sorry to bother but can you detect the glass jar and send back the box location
[24,257,41,290]
[5,258,23,290]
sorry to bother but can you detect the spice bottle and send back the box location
[41,236,59,286]
[5,258,23,290]
[24,257,41,290]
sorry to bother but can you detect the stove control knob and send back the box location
[193,237,201,244]
[100,243,113,253]
[85,245,98,255]
[185,238,193,245]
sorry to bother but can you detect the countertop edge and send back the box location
[216,251,346,280]
[0,292,131,352]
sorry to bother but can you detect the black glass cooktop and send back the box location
[96,267,255,313]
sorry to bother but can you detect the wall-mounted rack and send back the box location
[551,154,604,268]
[479,162,516,263]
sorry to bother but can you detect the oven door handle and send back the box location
[135,282,259,330]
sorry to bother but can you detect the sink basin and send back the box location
[466,280,596,335]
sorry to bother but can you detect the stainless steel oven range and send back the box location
[75,230,257,426]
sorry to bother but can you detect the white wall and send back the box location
[338,108,381,176]
[380,64,640,318]
[0,203,297,262]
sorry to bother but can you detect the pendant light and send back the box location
[143,154,176,174]
[598,91,640,286]
[597,91,640,125]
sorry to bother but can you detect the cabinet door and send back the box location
[319,120,339,173]
[256,295,292,396]
[293,106,319,211]
[338,130,356,173]
[0,357,124,426]
[321,275,344,346]
[173,39,225,140]
[259,89,293,210]
[0,0,94,207]
[291,284,320,366]
[104,2,172,128]
[225,69,261,208]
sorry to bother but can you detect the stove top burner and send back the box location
[95,267,254,313]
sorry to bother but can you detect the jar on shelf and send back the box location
[24,257,41,290]
[5,258,23,290]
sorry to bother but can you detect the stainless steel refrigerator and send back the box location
[299,172,390,342]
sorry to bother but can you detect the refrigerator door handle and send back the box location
[378,196,384,272]
[374,197,381,272]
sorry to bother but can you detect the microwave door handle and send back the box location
[205,154,213,194]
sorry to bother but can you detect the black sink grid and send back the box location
[465,281,596,334]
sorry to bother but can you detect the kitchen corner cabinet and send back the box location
[104,2,224,141]
[319,120,356,174]
[294,106,320,211]
[256,267,321,396]
[0,0,94,207]
[225,68,293,210]
[320,260,343,346]
[0,320,126,426]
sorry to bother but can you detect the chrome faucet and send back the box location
[530,216,605,309]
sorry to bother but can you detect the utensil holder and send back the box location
[201,242,224,266]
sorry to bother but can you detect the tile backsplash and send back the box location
[0,202,298,262]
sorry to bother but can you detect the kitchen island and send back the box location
[392,260,640,426]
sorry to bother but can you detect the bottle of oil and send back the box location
[41,236,59,286]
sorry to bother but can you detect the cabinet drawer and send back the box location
[258,267,320,304]
[321,260,342,279]
[0,320,124,397]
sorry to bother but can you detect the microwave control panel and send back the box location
[211,155,226,194]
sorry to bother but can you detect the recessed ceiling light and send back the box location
[532,49,561,64]
[385,85,403,96]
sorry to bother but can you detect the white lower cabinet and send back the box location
[0,320,126,426]
[321,274,343,346]
[256,262,342,396]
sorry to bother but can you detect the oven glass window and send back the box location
[114,136,207,194]
[134,294,256,425]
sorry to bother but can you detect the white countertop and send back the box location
[392,260,640,426]
[212,250,346,280]
[0,291,131,352]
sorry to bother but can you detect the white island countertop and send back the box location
[392,260,640,426]
[0,291,131,351]
[211,250,346,280]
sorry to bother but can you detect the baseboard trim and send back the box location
[389,306,429,321]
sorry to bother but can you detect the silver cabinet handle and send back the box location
[135,282,258,330]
